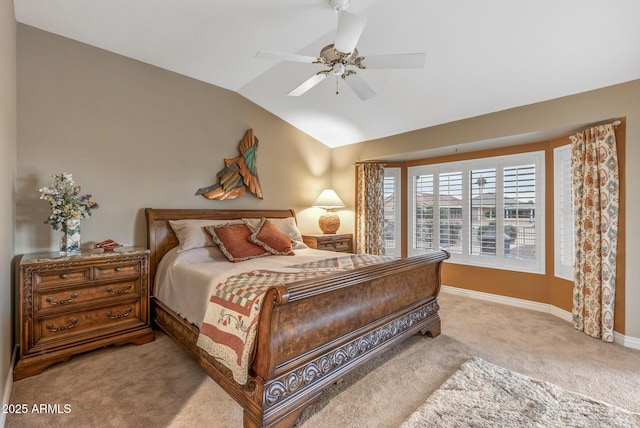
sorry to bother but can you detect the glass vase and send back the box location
[60,218,81,255]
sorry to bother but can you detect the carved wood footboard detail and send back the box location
[154,293,442,428]
[264,299,440,409]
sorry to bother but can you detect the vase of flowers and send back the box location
[39,173,99,255]
[60,218,82,255]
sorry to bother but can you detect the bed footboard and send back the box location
[246,250,449,428]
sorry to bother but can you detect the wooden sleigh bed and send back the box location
[146,208,449,428]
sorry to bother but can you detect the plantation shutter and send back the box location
[554,145,574,280]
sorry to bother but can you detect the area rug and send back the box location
[401,357,640,428]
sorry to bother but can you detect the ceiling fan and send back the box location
[256,0,426,101]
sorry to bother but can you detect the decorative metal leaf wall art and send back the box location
[195,129,263,200]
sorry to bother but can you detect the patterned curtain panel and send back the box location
[570,122,619,342]
[356,162,386,255]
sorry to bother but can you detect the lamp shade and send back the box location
[312,189,345,209]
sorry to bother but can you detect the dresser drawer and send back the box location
[34,267,92,288]
[303,234,353,253]
[35,301,143,345]
[94,261,141,281]
[36,280,140,311]
[319,240,351,252]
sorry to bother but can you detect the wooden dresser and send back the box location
[302,233,353,253]
[14,247,155,380]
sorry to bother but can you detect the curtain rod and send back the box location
[579,119,622,133]
[594,119,621,129]
[353,161,387,166]
[354,121,622,161]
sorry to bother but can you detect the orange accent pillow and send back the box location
[249,219,295,256]
[205,223,270,262]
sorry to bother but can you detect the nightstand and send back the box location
[14,247,155,380]
[302,233,353,253]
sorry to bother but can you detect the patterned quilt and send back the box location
[196,254,395,384]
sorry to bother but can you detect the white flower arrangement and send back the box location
[39,173,99,230]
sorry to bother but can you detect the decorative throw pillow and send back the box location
[243,217,308,249]
[169,219,243,253]
[249,218,295,256]
[205,222,270,262]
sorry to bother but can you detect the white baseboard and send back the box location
[617,332,640,350]
[440,285,639,350]
[0,345,17,428]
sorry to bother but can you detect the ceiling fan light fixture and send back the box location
[332,63,346,76]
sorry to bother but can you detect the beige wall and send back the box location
[332,80,640,342]
[1,0,17,416]
[16,25,332,255]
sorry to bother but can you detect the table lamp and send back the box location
[312,189,345,234]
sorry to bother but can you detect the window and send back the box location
[554,145,574,280]
[503,164,537,260]
[408,151,545,273]
[413,173,434,251]
[383,168,401,256]
[439,172,463,253]
[470,168,496,256]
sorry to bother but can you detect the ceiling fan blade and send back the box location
[361,53,426,69]
[345,74,376,101]
[256,51,320,64]
[334,11,367,54]
[288,73,329,96]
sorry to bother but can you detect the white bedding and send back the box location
[155,246,346,327]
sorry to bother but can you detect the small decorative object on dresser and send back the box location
[38,172,99,255]
[94,239,123,252]
[302,233,353,253]
[14,247,154,380]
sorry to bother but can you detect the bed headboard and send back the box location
[145,208,297,293]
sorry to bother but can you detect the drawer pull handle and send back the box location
[106,285,132,296]
[106,307,132,320]
[59,273,68,279]
[46,293,78,305]
[114,267,121,272]
[46,318,78,332]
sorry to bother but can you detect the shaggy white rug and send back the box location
[401,357,640,428]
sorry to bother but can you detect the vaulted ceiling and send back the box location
[13,0,640,147]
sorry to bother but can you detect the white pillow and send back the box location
[169,219,244,253]
[243,217,308,249]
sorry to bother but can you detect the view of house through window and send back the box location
[381,152,544,273]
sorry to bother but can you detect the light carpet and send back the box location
[7,293,640,427]
[401,357,640,428]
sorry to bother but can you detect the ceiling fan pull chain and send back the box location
[336,76,339,95]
